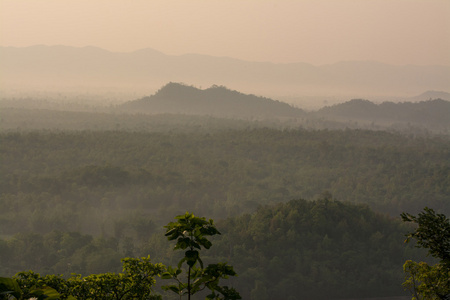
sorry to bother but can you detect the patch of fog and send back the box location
[0,86,153,111]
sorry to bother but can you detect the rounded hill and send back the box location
[120,82,305,118]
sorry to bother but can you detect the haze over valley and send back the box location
[1,1,450,299]
[1,45,450,109]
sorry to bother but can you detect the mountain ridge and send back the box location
[118,82,450,132]
[1,45,448,99]
[408,90,450,102]
[120,82,305,118]
[315,98,450,129]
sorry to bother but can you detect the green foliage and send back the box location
[162,212,241,299]
[210,198,422,299]
[401,208,450,299]
[7,256,164,300]
[0,199,428,299]
[0,274,66,300]
[401,208,450,264]
[0,277,22,299]
[403,261,450,300]
[68,255,164,300]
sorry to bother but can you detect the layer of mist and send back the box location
[1,45,449,109]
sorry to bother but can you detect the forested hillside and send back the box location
[211,198,428,299]
[0,198,429,299]
[120,82,304,118]
[315,98,450,131]
[2,83,450,134]
[1,90,449,299]
[119,83,450,133]
[1,123,449,299]
[1,128,448,237]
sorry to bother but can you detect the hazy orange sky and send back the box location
[1,0,449,66]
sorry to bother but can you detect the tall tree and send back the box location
[162,212,241,300]
[401,207,450,299]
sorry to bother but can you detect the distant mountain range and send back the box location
[1,45,449,99]
[407,90,450,102]
[0,81,448,133]
[119,82,450,132]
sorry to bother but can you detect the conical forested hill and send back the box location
[120,82,305,118]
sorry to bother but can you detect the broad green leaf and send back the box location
[161,272,173,279]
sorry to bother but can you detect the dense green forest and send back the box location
[0,198,430,299]
[1,115,449,299]
[211,198,429,299]
[1,128,448,236]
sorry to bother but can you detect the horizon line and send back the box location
[2,44,450,68]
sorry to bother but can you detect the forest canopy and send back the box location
[1,107,449,299]
[0,199,430,299]
[1,128,448,238]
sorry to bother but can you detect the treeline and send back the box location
[0,198,428,299]
[0,108,269,132]
[1,128,449,237]
[2,105,448,135]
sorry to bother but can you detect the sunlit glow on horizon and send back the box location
[0,0,449,66]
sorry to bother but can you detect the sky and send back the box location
[0,0,449,66]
